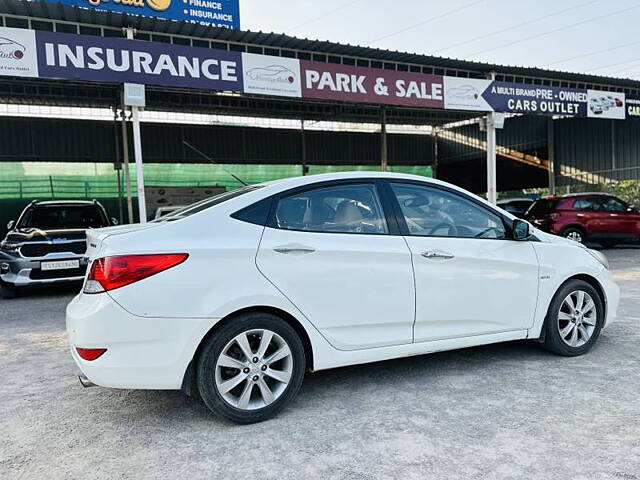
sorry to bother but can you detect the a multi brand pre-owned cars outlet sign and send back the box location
[0,26,630,119]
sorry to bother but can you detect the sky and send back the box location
[241,0,640,80]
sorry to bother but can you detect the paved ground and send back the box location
[1,248,639,479]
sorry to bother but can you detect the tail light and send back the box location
[76,348,107,361]
[83,253,188,294]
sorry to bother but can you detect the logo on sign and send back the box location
[86,0,171,12]
[246,64,296,84]
[0,36,26,60]
[447,85,480,101]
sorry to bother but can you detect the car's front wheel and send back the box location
[542,279,604,356]
[0,280,18,299]
[196,312,306,424]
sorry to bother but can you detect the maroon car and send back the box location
[525,193,640,248]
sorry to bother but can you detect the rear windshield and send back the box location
[526,199,558,217]
[156,185,263,221]
[18,205,108,229]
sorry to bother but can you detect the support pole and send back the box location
[120,106,133,223]
[131,105,147,223]
[380,106,388,172]
[433,129,439,179]
[611,119,616,181]
[547,117,556,196]
[122,26,136,224]
[301,120,308,176]
[486,71,497,204]
[113,107,123,225]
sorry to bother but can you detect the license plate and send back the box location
[40,260,80,271]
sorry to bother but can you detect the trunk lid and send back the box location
[84,223,160,260]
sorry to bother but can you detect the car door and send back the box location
[598,196,638,237]
[256,181,415,351]
[387,181,539,343]
[572,197,608,235]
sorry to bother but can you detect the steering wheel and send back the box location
[426,222,458,236]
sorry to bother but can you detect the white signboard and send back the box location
[0,27,39,78]
[242,53,302,98]
[443,77,492,112]
[587,90,625,119]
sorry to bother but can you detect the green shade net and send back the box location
[0,162,432,199]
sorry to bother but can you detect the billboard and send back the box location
[0,27,39,77]
[301,61,444,109]
[37,30,243,91]
[0,27,629,120]
[36,0,240,29]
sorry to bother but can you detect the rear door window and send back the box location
[274,183,388,234]
[573,198,600,210]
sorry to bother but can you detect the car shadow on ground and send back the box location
[97,338,558,426]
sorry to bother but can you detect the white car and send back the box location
[67,172,619,423]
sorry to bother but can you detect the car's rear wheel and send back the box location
[542,279,604,356]
[561,227,586,244]
[196,312,306,424]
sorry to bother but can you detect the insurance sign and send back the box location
[36,0,240,29]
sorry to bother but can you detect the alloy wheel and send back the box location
[557,290,597,347]
[214,329,293,410]
[566,231,583,243]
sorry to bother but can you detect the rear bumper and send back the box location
[66,292,217,390]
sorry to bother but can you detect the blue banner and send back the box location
[36,30,243,91]
[37,0,240,29]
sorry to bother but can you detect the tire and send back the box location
[542,279,604,357]
[0,281,18,299]
[196,312,306,424]
[561,226,586,244]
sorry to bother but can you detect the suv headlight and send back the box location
[587,249,609,270]
[0,240,20,251]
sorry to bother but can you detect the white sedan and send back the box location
[66,172,619,423]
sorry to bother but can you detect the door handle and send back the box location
[273,244,316,255]
[421,250,454,260]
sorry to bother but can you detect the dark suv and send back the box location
[0,200,114,298]
[525,193,640,247]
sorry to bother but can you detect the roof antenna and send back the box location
[182,141,248,187]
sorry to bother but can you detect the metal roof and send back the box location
[2,1,640,92]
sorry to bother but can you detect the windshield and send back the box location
[155,185,263,221]
[525,199,558,217]
[18,204,109,229]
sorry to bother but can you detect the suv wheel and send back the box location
[542,279,603,356]
[0,281,18,299]
[196,312,306,424]
[562,227,585,243]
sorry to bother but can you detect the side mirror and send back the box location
[110,217,119,226]
[6,220,15,230]
[512,219,532,241]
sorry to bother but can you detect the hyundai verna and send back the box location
[66,173,619,423]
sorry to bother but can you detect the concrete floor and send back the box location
[1,248,639,479]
